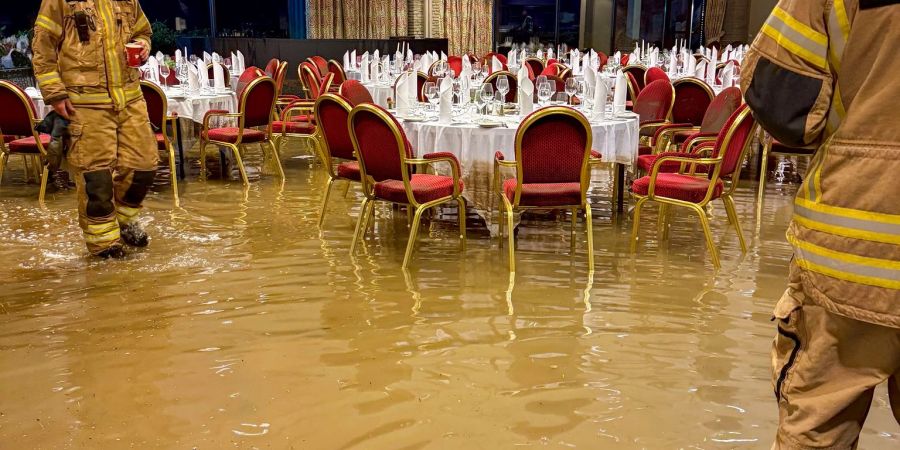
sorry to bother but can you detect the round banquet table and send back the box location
[363,82,394,109]
[396,107,640,233]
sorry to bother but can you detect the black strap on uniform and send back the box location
[74,11,91,42]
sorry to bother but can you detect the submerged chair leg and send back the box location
[350,198,372,254]
[756,139,771,208]
[318,176,335,228]
[402,205,427,269]
[456,197,467,250]
[267,139,286,179]
[0,152,8,186]
[658,204,670,241]
[168,143,180,207]
[231,144,250,186]
[38,164,49,207]
[722,195,747,253]
[692,204,721,268]
[199,140,209,181]
[504,201,516,273]
[630,197,649,253]
[585,205,595,272]
[570,208,577,254]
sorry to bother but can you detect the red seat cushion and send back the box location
[503,179,582,207]
[273,120,316,134]
[638,145,653,156]
[637,152,710,174]
[204,127,267,144]
[7,135,51,154]
[590,150,601,160]
[374,174,462,204]
[336,161,361,181]
[155,132,168,150]
[3,135,16,144]
[631,173,723,203]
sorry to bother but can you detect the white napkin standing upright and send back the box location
[350,50,357,70]
[517,65,533,115]
[188,64,199,92]
[373,49,380,60]
[370,59,380,83]
[613,51,621,65]
[613,70,627,115]
[395,72,413,116]
[155,51,164,62]
[582,53,591,75]
[235,51,245,72]
[203,52,211,64]
[711,46,719,67]
[420,52,432,73]
[360,54,370,82]
[722,61,735,87]
[343,51,350,70]
[438,76,453,124]
[536,49,544,60]
[197,60,209,90]
[176,49,183,63]
[593,75,609,118]
[213,61,225,91]
[695,60,707,79]
[459,69,471,106]
[584,65,597,93]
[462,55,471,72]
[492,56,502,74]
[547,47,554,60]
[406,47,413,62]
[148,56,160,84]
[667,50,677,75]
[687,53,696,75]
[440,51,447,61]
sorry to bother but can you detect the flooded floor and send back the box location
[0,145,896,449]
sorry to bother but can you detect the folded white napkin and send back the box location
[360,55,370,82]
[406,47,413,62]
[440,51,447,61]
[633,44,641,62]
[695,60,707,79]
[374,49,380,60]
[492,56,502,74]
[711,47,719,66]
[350,50,357,70]
[614,51,621,65]
[343,51,350,70]
[188,64,199,92]
[395,72,414,116]
[459,70,471,106]
[370,59,380,83]
[582,53,591,75]
[649,50,657,67]
[722,61,735,87]
[668,50,677,75]
[462,55,471,72]
[687,53,697,75]
[213,61,225,90]
[439,76,452,123]
[203,52,211,64]
[197,60,209,89]
[155,51,164,62]
[517,65,533,115]
[548,47,554,60]
[593,75,608,118]
[536,49,544,60]
[613,70,627,115]
[507,50,516,68]
[148,56,161,84]
[420,52,432,73]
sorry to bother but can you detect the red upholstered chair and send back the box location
[524,63,536,81]
[630,104,758,268]
[447,56,463,77]
[756,135,816,204]
[264,58,280,76]
[483,71,518,103]
[338,80,374,106]
[314,93,362,227]
[273,72,333,155]
[299,62,322,99]
[623,65,648,90]
[199,76,283,185]
[639,85,739,172]
[139,81,179,205]
[394,72,431,102]
[206,63,231,87]
[236,67,266,97]
[620,54,630,66]
[644,67,670,85]
[524,58,545,78]
[0,80,50,205]
[493,107,595,272]
[633,79,676,151]
[546,58,558,66]
[597,52,609,71]
[327,59,347,85]
[347,103,466,268]
[482,52,508,67]
[625,72,641,109]
[307,56,330,78]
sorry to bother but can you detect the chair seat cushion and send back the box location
[637,152,710,174]
[336,161,361,181]
[7,135,51,154]
[273,120,316,134]
[631,173,723,203]
[204,127,267,144]
[374,174,462,204]
[3,135,16,144]
[638,145,653,156]
[155,132,168,150]
[503,179,582,207]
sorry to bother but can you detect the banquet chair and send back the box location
[307,56,330,78]
[338,80,374,106]
[199,76,283,185]
[756,136,816,204]
[482,52,508,68]
[447,56,463,77]
[272,61,296,112]
[524,58,545,77]
[206,63,231,87]
[273,72,333,154]
[546,58,558,67]
[634,79,676,153]
[493,107,594,273]
[637,86,742,173]
[139,81,179,205]
[236,67,266,96]
[347,103,466,269]
[625,72,641,109]
[327,59,347,85]
[623,65,648,90]
[644,67,670,85]
[620,54,630,66]
[264,58,280,76]
[597,52,609,71]
[394,72,431,102]
[630,104,758,268]
[314,93,361,227]
[298,61,321,99]
[483,71,518,103]
[0,80,50,205]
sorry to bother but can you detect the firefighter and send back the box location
[742,0,899,448]
[32,0,158,258]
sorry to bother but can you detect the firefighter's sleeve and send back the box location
[32,0,68,104]
[740,0,832,147]
[131,1,152,51]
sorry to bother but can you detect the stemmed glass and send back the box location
[480,84,494,115]
[565,77,577,105]
[177,63,189,95]
[424,82,438,113]
[473,86,486,116]
[159,63,170,90]
[496,76,509,106]
[537,82,552,107]
[189,54,198,65]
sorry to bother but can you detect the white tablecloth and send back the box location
[363,82,394,108]
[399,109,639,231]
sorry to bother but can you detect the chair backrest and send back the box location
[634,79,674,123]
[308,56,330,77]
[0,80,38,137]
[700,86,743,134]
[301,64,326,99]
[515,107,592,187]
[644,67,669,86]
[315,93,356,161]
[672,78,714,126]
[620,54,630,66]
[597,52,609,70]
[483,71,518,102]
[239,77,277,128]
[338,79,374,106]
[264,58,280,76]
[546,75,567,93]
[540,64,560,77]
[139,81,167,131]
[273,61,288,96]
[625,72,641,103]
[348,103,413,183]
[524,58,545,78]
[712,104,756,179]
[524,63,536,81]
[236,67,266,97]
[447,56,463,77]
[206,63,232,88]
[416,72,429,102]
[623,65,647,89]
[327,59,346,84]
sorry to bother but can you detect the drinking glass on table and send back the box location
[473,86,486,116]
[424,83,439,113]
[480,84,494,114]
[176,63,189,95]
[496,76,509,105]
[565,77,577,105]
[537,82,552,107]
[548,80,557,102]
[189,54,198,64]
[159,64,170,89]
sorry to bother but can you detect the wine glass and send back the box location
[547,80,557,103]
[496,76,509,105]
[177,63,189,95]
[189,54,198,64]
[537,82,552,107]
[426,85,440,113]
[565,77,577,105]
[480,84,494,115]
[473,86,486,115]
[423,82,437,112]
[159,64,170,90]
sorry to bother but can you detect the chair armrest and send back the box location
[652,123,698,143]
[281,99,315,122]
[681,133,719,153]
[494,151,517,167]
[649,155,722,191]
[202,109,240,131]
[409,153,462,196]
[692,141,717,157]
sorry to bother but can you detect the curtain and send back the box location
[442,0,493,56]
[307,0,408,39]
[704,0,727,44]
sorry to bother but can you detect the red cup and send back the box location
[125,43,144,68]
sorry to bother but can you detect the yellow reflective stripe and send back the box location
[116,205,140,218]
[97,0,126,109]
[86,222,119,235]
[789,234,900,290]
[771,7,828,47]
[793,215,900,245]
[134,14,150,33]
[36,71,63,88]
[35,15,62,36]
[124,85,143,102]
[795,196,900,226]
[762,8,828,70]
[69,92,113,105]
[84,221,121,243]
[832,0,851,39]
[84,228,121,244]
[761,25,827,70]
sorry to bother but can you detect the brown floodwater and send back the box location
[0,146,896,449]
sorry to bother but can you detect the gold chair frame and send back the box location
[0,80,49,206]
[630,107,758,268]
[494,106,595,273]
[140,80,180,206]
[199,77,284,186]
[650,78,716,155]
[314,93,359,227]
[347,104,466,269]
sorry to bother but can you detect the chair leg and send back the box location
[570,208,577,254]
[757,139,771,207]
[199,139,208,181]
[723,195,747,253]
[456,197,467,251]
[350,198,371,254]
[267,140,285,179]
[504,201,516,273]
[402,205,427,269]
[342,181,352,198]
[318,176,335,228]
[231,144,249,186]
[630,197,648,253]
[692,204,721,268]
[0,152,8,186]
[168,143,180,207]
[658,203,670,241]
[22,155,30,182]
[38,164,49,207]
[585,205,595,272]
[498,207,505,250]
